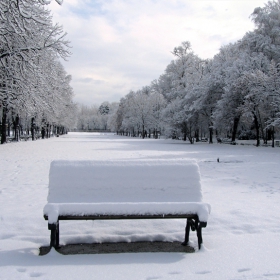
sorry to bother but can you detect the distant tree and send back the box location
[161,41,205,142]
[124,89,154,138]
[99,102,110,115]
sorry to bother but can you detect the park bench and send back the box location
[43,159,211,251]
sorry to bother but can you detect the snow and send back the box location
[44,202,211,224]
[44,159,210,223]
[1,132,280,279]
[47,159,202,203]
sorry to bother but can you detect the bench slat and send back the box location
[44,213,199,220]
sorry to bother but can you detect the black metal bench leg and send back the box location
[50,227,56,248]
[182,218,191,246]
[49,222,59,249]
[197,224,203,249]
[55,221,60,249]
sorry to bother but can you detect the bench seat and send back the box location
[44,202,210,223]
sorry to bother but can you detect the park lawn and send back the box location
[0,132,280,279]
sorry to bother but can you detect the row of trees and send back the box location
[109,89,166,139]
[0,0,76,144]
[108,0,280,146]
[76,102,118,132]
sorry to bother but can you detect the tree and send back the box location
[99,102,110,115]
[161,41,205,142]
[210,41,270,142]
[148,90,166,138]
[39,0,63,4]
[265,61,280,146]
[240,61,280,146]
[124,89,154,138]
[0,0,71,143]
[247,1,280,63]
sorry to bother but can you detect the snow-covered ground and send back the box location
[1,132,280,279]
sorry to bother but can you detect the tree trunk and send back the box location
[272,126,275,148]
[231,116,240,142]
[42,128,45,139]
[182,122,187,141]
[31,118,35,141]
[1,104,7,144]
[154,129,158,139]
[255,109,265,145]
[209,126,213,144]
[253,113,260,147]
[14,115,20,141]
[7,118,11,137]
[188,135,193,144]
[46,123,49,138]
[264,129,268,144]
[195,129,199,142]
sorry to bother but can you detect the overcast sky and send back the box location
[49,0,267,106]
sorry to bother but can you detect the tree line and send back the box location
[106,0,280,147]
[0,0,76,144]
[75,102,119,132]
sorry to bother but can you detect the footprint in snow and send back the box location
[195,270,211,275]
[30,272,44,277]
[169,271,181,275]
[17,268,26,273]
[263,273,280,277]
[238,268,251,273]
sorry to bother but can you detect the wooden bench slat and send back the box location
[44,213,199,220]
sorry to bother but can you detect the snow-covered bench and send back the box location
[43,159,210,250]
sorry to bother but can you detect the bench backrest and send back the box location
[47,159,203,204]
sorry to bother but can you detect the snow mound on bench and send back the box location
[47,159,203,203]
[44,159,210,223]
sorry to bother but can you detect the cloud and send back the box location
[77,78,105,84]
[49,0,267,106]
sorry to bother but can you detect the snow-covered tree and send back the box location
[159,42,205,142]
[246,0,280,63]
[0,0,73,143]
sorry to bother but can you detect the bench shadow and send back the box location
[0,242,193,267]
[39,241,194,256]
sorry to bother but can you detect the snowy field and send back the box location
[1,132,280,280]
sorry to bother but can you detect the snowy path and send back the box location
[1,132,280,279]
